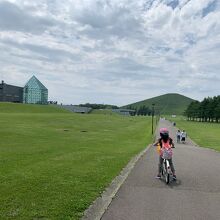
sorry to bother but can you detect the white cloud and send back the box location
[0,0,220,105]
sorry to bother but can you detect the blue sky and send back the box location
[0,0,220,105]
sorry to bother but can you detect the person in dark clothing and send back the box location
[176,129,181,143]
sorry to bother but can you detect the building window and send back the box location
[23,76,48,104]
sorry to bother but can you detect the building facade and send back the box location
[0,81,23,103]
[23,76,48,104]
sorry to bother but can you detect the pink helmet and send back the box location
[159,127,169,134]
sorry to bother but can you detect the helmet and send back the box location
[159,127,169,140]
[159,127,169,134]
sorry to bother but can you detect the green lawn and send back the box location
[90,109,117,115]
[170,117,220,152]
[0,102,69,113]
[0,103,152,219]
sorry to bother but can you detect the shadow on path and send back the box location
[159,178,182,188]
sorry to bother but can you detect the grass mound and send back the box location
[0,102,69,113]
[90,109,118,115]
[123,93,195,115]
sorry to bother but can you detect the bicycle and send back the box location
[161,158,173,184]
[161,148,174,184]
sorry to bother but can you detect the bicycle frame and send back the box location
[162,158,172,184]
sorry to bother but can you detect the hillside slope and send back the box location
[0,102,69,113]
[123,93,195,115]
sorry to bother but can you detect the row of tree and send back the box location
[185,96,220,122]
[127,105,154,116]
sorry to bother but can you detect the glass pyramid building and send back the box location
[23,76,48,104]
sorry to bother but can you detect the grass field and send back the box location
[0,102,69,113]
[90,109,117,115]
[0,103,152,219]
[170,117,220,152]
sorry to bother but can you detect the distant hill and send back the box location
[122,93,196,115]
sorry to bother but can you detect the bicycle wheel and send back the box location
[165,173,170,184]
[162,160,166,176]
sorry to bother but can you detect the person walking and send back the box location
[181,130,187,144]
[176,130,181,143]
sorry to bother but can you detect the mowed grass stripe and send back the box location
[0,106,152,219]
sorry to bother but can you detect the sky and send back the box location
[0,0,220,106]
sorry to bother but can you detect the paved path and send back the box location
[101,119,220,220]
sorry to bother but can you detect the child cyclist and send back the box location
[154,128,176,180]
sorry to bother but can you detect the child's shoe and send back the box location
[155,174,161,179]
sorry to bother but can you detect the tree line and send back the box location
[127,105,153,116]
[185,96,220,122]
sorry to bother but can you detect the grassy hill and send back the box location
[0,102,69,113]
[123,93,195,115]
[90,109,118,115]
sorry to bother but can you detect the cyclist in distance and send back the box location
[154,128,176,180]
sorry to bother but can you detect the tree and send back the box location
[185,96,220,123]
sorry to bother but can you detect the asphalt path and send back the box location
[101,119,220,220]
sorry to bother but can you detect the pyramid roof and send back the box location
[24,75,47,90]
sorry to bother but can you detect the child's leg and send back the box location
[168,158,175,174]
[158,156,163,174]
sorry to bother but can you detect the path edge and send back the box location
[81,144,152,220]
